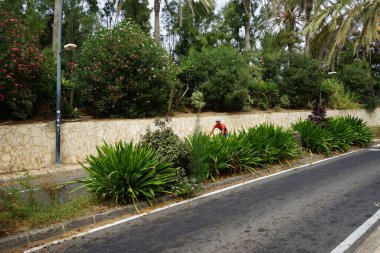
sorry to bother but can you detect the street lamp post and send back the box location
[55,0,77,165]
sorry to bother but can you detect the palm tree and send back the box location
[243,0,251,51]
[304,0,380,68]
[157,0,215,43]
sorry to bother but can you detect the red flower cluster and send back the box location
[0,11,44,103]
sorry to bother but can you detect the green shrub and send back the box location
[321,78,361,109]
[274,53,324,108]
[78,141,176,209]
[249,81,280,110]
[76,21,180,118]
[337,61,378,110]
[179,45,254,111]
[141,118,190,174]
[243,124,300,163]
[292,120,333,154]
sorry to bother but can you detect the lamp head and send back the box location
[64,43,77,51]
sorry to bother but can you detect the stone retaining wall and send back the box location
[1,109,379,174]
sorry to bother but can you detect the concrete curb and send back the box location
[331,209,380,253]
[1,142,379,252]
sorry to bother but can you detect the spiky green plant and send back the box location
[292,119,333,154]
[329,116,373,147]
[327,117,356,152]
[244,124,300,163]
[77,141,176,210]
[225,132,261,173]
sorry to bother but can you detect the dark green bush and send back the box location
[337,61,378,110]
[249,80,280,110]
[141,118,190,174]
[274,53,324,108]
[76,21,180,118]
[292,119,333,154]
[179,45,254,111]
[78,141,176,209]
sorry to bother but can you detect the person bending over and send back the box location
[210,119,228,137]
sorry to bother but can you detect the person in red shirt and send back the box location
[210,119,228,137]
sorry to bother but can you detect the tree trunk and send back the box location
[52,0,63,58]
[243,0,251,52]
[178,0,182,27]
[153,0,161,42]
[304,0,313,54]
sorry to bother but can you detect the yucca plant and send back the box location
[244,124,300,163]
[292,119,333,154]
[327,117,356,152]
[77,141,176,210]
[338,116,373,146]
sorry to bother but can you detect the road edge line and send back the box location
[24,148,365,253]
[330,209,380,253]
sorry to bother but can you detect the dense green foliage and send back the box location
[293,116,373,154]
[243,124,300,163]
[180,45,254,111]
[337,61,379,110]
[321,78,361,110]
[292,120,333,154]
[76,21,180,118]
[141,118,190,173]
[78,141,177,208]
[274,53,325,108]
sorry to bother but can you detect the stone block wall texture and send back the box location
[1,109,380,174]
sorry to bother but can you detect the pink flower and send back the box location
[11,47,19,51]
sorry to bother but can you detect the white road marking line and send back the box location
[368,149,380,151]
[330,209,380,253]
[24,148,365,253]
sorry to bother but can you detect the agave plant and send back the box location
[292,119,333,154]
[77,141,176,210]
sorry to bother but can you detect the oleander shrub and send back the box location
[292,119,333,154]
[77,141,176,209]
[0,11,45,119]
[243,124,300,163]
[76,21,181,118]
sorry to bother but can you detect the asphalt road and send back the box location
[33,148,380,253]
